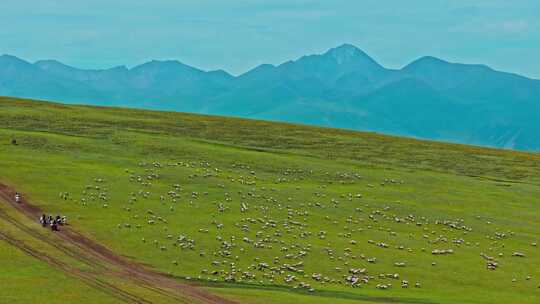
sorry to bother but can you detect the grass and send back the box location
[0,243,116,304]
[0,199,117,304]
[206,287,402,304]
[0,96,539,304]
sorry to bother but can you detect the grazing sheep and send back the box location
[376,284,390,290]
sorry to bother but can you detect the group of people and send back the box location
[39,214,67,231]
[13,193,67,231]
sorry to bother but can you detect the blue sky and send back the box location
[1,0,539,78]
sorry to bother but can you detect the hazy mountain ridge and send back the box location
[1,44,539,151]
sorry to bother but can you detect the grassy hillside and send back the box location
[0,96,539,304]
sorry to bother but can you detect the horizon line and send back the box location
[1,43,536,80]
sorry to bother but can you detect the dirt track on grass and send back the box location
[0,183,236,304]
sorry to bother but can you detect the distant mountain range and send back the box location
[1,44,539,151]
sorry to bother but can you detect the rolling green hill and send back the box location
[0,96,539,304]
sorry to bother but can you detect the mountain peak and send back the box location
[35,59,65,65]
[405,56,449,68]
[324,44,379,66]
[402,56,497,90]
[331,43,361,53]
[132,59,202,74]
[0,54,37,73]
[34,59,74,70]
[34,60,129,79]
[405,56,492,72]
[0,54,30,65]
[1,54,22,59]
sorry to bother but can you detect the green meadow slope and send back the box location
[0,96,539,304]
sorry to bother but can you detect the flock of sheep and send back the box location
[70,160,539,293]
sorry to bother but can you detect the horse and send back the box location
[14,193,21,204]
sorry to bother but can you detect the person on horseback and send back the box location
[39,214,47,227]
[51,218,59,231]
[14,192,21,204]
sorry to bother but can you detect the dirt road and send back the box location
[0,183,236,304]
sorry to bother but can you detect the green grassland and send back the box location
[0,217,117,304]
[0,96,539,304]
